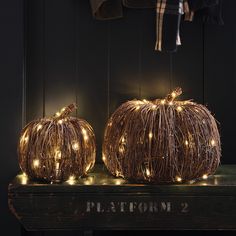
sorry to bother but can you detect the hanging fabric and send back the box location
[185,0,224,24]
[155,0,184,52]
[89,0,223,52]
[89,0,157,19]
[123,0,156,8]
[90,0,123,20]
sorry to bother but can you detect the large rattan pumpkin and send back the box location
[102,88,221,183]
[18,104,96,183]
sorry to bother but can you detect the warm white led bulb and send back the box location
[24,136,29,143]
[67,175,76,185]
[146,168,151,177]
[55,150,62,159]
[69,175,75,181]
[202,174,208,180]
[82,128,87,135]
[115,180,122,185]
[58,119,63,124]
[149,132,153,139]
[19,173,28,185]
[211,139,216,147]
[176,176,182,182]
[84,180,92,185]
[177,106,183,112]
[33,159,40,168]
[82,128,88,141]
[72,142,79,151]
[119,146,124,153]
[37,124,43,131]
[85,164,91,172]
[171,92,177,98]
[21,176,28,185]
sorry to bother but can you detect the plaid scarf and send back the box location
[155,0,184,52]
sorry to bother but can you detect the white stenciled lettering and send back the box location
[86,201,95,212]
[149,201,159,212]
[85,201,188,214]
[160,202,171,212]
[96,202,104,213]
[129,202,137,212]
[109,202,116,213]
[120,202,127,212]
[138,202,148,213]
[181,202,189,213]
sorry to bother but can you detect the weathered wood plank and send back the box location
[8,165,236,231]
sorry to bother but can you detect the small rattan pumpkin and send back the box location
[18,104,96,183]
[102,88,221,183]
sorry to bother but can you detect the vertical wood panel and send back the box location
[0,0,23,234]
[204,1,236,164]
[109,8,141,113]
[26,0,45,121]
[26,0,236,166]
[172,19,204,103]
[140,9,170,100]
[76,0,108,162]
[44,0,76,116]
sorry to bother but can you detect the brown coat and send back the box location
[90,0,156,20]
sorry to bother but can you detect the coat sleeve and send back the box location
[90,0,123,20]
[187,0,219,11]
[123,0,156,8]
[187,0,223,25]
[200,0,224,25]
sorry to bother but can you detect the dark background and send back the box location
[1,0,235,235]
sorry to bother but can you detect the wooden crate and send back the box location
[8,165,236,231]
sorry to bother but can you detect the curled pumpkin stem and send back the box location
[54,103,77,119]
[165,87,182,103]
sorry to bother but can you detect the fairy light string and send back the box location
[18,103,96,183]
[103,88,221,183]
